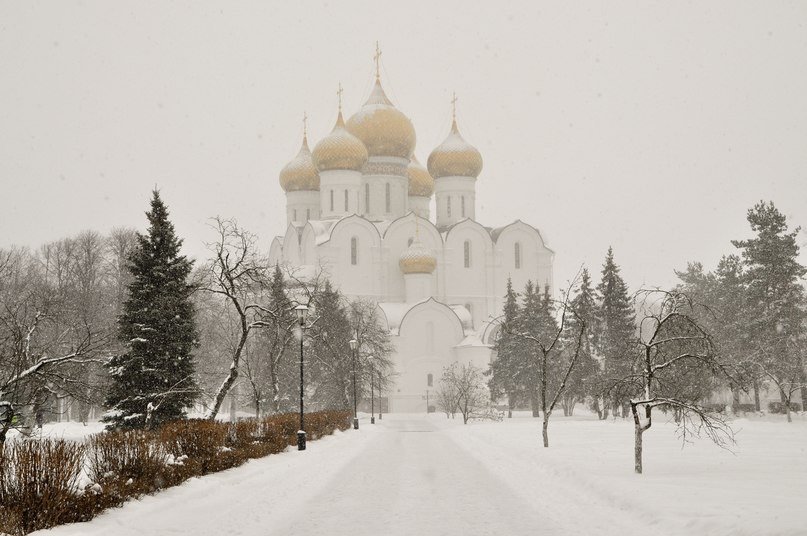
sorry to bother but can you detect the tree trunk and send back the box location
[542,416,549,448]
[731,385,741,415]
[800,373,807,415]
[530,389,540,417]
[753,380,761,411]
[634,420,643,474]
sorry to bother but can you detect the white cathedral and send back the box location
[269,58,554,412]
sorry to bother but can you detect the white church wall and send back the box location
[268,238,283,266]
[391,299,466,412]
[443,220,494,329]
[299,225,318,266]
[324,216,383,299]
[493,222,552,310]
[434,175,477,228]
[285,190,320,225]
[282,225,301,265]
[319,169,362,219]
[362,172,408,221]
[408,195,430,220]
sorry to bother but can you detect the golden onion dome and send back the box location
[346,78,416,159]
[407,155,434,197]
[399,237,437,274]
[279,135,320,192]
[312,111,369,172]
[427,118,483,179]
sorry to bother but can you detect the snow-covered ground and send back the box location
[30,412,807,536]
[6,420,106,443]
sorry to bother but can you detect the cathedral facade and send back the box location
[269,62,554,412]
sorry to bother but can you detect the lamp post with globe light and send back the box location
[349,338,359,429]
[294,304,308,451]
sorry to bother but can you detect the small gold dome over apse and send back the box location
[346,77,416,160]
[399,238,437,274]
[407,155,434,197]
[427,114,483,179]
[313,110,369,172]
[279,133,320,192]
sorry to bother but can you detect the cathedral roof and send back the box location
[312,110,369,172]
[346,77,416,160]
[427,116,483,179]
[407,155,434,197]
[279,134,320,192]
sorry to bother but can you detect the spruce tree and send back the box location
[308,280,353,410]
[594,247,636,417]
[732,201,806,418]
[519,281,543,416]
[104,190,199,429]
[562,269,599,416]
[488,278,525,416]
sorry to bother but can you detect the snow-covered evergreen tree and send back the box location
[732,201,806,420]
[594,247,636,417]
[103,190,198,429]
[487,278,525,416]
[561,268,599,416]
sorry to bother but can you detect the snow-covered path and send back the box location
[269,416,554,535]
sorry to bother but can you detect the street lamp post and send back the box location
[368,355,375,424]
[294,304,308,451]
[349,338,359,430]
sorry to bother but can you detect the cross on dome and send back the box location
[374,41,382,80]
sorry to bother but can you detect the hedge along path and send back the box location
[0,410,351,536]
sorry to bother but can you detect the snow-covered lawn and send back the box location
[29,412,807,536]
[6,420,106,443]
[444,411,807,536]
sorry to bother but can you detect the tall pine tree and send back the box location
[594,247,636,418]
[488,278,525,417]
[732,201,806,419]
[561,268,599,416]
[104,191,198,429]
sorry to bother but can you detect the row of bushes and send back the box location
[0,410,351,535]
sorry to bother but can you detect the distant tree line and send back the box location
[0,191,394,441]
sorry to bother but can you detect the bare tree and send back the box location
[198,218,269,420]
[509,274,587,447]
[0,246,110,442]
[607,290,735,474]
[437,362,496,424]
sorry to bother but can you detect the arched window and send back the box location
[447,196,452,218]
[365,183,370,213]
[427,373,433,387]
[463,240,471,268]
[330,190,334,212]
[461,196,466,217]
[465,302,473,322]
[344,190,348,211]
[514,242,522,269]
[306,208,310,221]
[293,209,297,221]
[350,237,358,265]
[408,237,414,247]
[385,183,391,213]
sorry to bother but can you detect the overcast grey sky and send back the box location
[1,1,806,291]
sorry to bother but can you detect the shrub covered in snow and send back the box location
[0,410,351,535]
